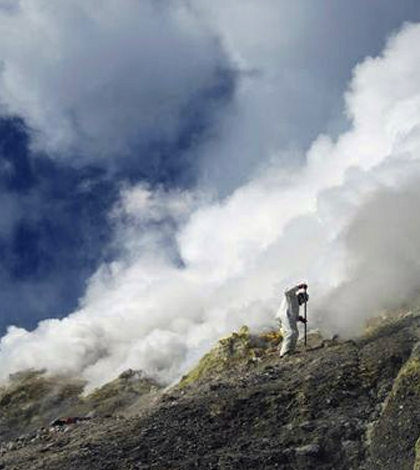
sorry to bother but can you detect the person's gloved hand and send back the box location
[298,315,307,324]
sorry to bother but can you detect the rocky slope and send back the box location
[2,312,420,469]
[0,369,161,443]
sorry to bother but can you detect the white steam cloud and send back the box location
[1,8,420,387]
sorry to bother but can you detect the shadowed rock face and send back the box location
[2,313,420,469]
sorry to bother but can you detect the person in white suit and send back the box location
[276,283,308,357]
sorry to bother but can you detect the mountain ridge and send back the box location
[1,310,420,469]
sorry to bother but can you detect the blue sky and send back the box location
[0,0,419,338]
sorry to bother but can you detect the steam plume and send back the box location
[1,14,420,386]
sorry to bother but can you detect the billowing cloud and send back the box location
[2,21,420,388]
[0,0,231,160]
[193,0,420,193]
[0,0,234,336]
[320,181,420,336]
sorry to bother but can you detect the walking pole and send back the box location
[304,287,308,347]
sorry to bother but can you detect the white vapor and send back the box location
[2,16,420,387]
[0,0,227,159]
[192,0,420,193]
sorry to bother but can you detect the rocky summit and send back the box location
[2,312,420,469]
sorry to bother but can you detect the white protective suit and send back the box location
[275,285,302,357]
